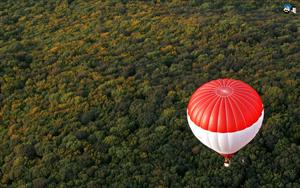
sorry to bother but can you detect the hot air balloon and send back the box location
[187,79,264,167]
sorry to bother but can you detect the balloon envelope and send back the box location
[187,79,264,157]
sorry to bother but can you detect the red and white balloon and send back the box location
[187,79,264,166]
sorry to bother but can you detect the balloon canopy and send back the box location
[187,79,264,163]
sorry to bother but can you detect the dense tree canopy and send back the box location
[0,0,299,187]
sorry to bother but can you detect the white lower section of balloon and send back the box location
[187,110,264,155]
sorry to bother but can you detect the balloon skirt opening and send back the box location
[220,153,234,158]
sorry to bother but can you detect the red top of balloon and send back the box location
[187,79,263,133]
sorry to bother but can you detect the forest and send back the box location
[0,0,299,187]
